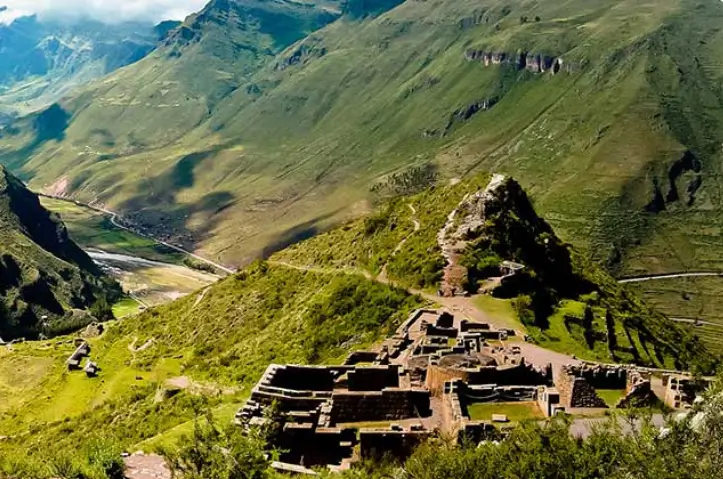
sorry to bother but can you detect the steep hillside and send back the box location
[0,173,712,476]
[2,0,723,277]
[0,167,118,340]
[277,174,713,369]
[0,15,161,119]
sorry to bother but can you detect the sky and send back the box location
[0,0,210,24]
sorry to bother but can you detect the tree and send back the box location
[162,410,272,479]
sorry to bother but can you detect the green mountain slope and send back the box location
[0,167,118,340]
[0,15,162,120]
[2,0,723,277]
[0,174,711,473]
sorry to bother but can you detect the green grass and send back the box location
[596,389,626,408]
[474,296,524,331]
[40,198,185,264]
[0,262,425,457]
[1,0,721,281]
[112,297,142,318]
[628,276,723,354]
[466,402,544,423]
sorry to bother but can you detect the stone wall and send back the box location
[360,428,432,461]
[347,366,400,391]
[344,351,379,365]
[330,388,431,423]
[426,361,550,396]
[557,367,607,408]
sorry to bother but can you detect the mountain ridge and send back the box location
[1,0,722,278]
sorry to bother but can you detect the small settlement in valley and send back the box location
[236,308,709,473]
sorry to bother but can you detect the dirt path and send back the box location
[270,260,578,376]
[618,272,723,283]
[378,203,421,282]
[669,317,723,327]
[124,454,170,479]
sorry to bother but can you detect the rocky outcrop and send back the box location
[645,150,703,212]
[276,41,328,71]
[442,98,497,135]
[464,49,564,74]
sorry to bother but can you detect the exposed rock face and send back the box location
[443,98,497,135]
[276,41,328,71]
[464,49,564,74]
[437,174,507,296]
[645,150,703,212]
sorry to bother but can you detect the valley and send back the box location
[0,0,722,477]
[40,197,220,313]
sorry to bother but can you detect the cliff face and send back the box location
[0,167,117,340]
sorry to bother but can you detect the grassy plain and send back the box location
[467,402,544,423]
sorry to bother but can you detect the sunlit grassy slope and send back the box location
[0,174,714,464]
[0,263,422,456]
[2,0,723,275]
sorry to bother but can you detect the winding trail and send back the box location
[39,194,236,275]
[669,317,723,328]
[618,272,723,283]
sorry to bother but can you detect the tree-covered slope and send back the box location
[0,167,118,340]
[2,0,723,277]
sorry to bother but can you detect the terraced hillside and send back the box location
[1,0,722,276]
[0,167,119,340]
[0,175,712,477]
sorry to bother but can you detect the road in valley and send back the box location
[39,194,236,275]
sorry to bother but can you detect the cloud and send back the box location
[0,0,210,24]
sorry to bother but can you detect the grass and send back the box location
[1,0,719,282]
[596,389,626,408]
[628,276,723,354]
[474,295,523,331]
[466,402,544,423]
[0,262,425,457]
[112,297,142,318]
[40,198,185,264]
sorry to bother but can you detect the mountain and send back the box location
[1,0,723,278]
[0,166,119,340]
[0,13,162,120]
[0,173,711,473]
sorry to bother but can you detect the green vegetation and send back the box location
[111,297,141,318]
[1,0,721,279]
[0,167,120,340]
[40,198,185,264]
[0,262,423,461]
[466,402,544,423]
[628,277,723,354]
[279,174,714,370]
[596,389,626,408]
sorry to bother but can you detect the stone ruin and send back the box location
[236,308,557,471]
[66,340,100,377]
[67,341,91,371]
[663,374,712,409]
[236,308,708,472]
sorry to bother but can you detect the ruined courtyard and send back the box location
[235,308,710,472]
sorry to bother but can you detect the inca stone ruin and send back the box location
[236,308,710,473]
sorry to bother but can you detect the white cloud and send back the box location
[0,0,210,24]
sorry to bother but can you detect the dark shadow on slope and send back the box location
[261,209,344,259]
